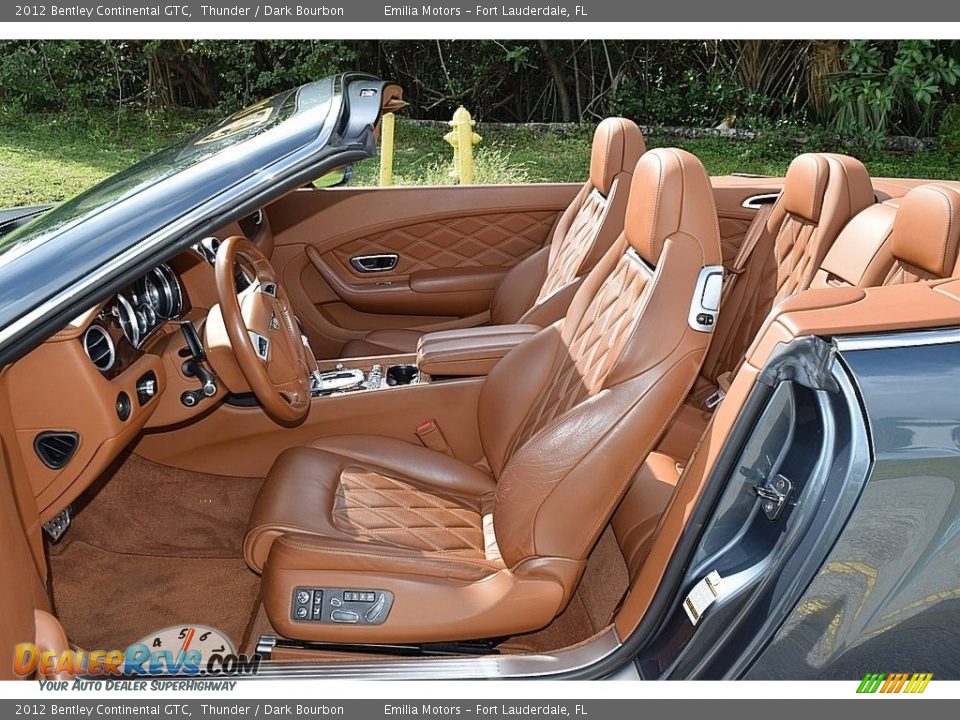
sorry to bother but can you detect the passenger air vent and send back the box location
[34,432,80,470]
[83,325,115,372]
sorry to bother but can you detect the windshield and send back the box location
[0,79,333,263]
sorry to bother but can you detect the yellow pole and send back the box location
[444,106,481,185]
[379,112,395,186]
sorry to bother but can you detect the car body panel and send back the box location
[747,336,960,679]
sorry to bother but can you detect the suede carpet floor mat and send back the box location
[46,453,264,650]
[48,541,260,651]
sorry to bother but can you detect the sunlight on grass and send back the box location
[2,112,959,208]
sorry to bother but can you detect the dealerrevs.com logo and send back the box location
[13,625,261,680]
[857,673,933,694]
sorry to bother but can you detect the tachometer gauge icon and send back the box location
[135,624,235,675]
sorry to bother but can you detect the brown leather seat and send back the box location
[700,153,876,399]
[1,441,71,680]
[614,153,878,570]
[341,117,646,357]
[611,175,960,593]
[810,183,960,289]
[245,148,722,643]
[656,152,875,462]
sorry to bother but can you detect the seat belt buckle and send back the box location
[704,389,726,410]
[416,419,454,457]
[704,370,734,410]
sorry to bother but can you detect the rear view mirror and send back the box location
[313,164,354,188]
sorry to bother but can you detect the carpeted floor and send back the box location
[46,453,264,651]
[500,527,628,654]
[46,451,630,658]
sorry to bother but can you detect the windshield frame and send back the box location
[0,72,394,366]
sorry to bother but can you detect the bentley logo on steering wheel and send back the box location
[268,313,280,332]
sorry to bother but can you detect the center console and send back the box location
[310,360,421,397]
[310,324,541,399]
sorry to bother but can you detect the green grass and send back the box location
[2,110,959,207]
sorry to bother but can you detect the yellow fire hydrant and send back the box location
[444,106,482,185]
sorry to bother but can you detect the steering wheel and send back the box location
[215,236,311,424]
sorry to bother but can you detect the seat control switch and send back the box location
[291,587,394,625]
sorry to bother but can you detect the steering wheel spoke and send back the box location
[215,235,311,424]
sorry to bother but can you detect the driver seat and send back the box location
[244,148,722,643]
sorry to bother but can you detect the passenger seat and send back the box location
[341,117,646,357]
[657,152,875,461]
[811,183,960,289]
[613,154,876,563]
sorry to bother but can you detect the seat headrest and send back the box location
[891,184,960,278]
[589,117,646,197]
[624,148,721,266]
[781,153,873,224]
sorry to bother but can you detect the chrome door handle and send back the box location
[350,253,399,273]
[741,192,781,210]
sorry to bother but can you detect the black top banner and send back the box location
[4,0,960,22]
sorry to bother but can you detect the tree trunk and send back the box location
[538,40,573,122]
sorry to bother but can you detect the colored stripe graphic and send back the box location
[857,672,932,693]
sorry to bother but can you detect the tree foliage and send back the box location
[2,40,959,138]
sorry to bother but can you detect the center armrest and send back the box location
[417,324,541,378]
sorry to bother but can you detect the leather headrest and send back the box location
[781,154,830,223]
[891,184,960,277]
[781,153,874,225]
[590,117,646,196]
[624,148,721,266]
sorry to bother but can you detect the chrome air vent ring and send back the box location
[82,324,116,372]
[150,264,184,319]
[115,293,141,347]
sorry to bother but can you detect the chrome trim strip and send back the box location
[247,627,622,680]
[834,326,960,352]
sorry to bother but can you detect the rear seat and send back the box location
[611,178,960,578]
[812,183,960,289]
[657,152,875,461]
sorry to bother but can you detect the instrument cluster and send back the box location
[111,264,184,348]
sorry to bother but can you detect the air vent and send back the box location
[34,432,80,470]
[196,236,221,265]
[83,325,115,372]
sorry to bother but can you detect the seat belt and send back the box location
[415,419,454,457]
[720,201,774,307]
[702,201,775,411]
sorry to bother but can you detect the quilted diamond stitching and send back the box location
[515,253,651,448]
[332,469,484,555]
[537,192,608,302]
[775,218,817,301]
[327,211,556,277]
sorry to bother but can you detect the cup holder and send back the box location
[386,364,419,386]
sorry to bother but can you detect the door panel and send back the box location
[267,184,580,358]
[711,176,785,266]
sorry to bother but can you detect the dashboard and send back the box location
[112,264,184,349]
[1,209,270,527]
[80,263,187,379]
